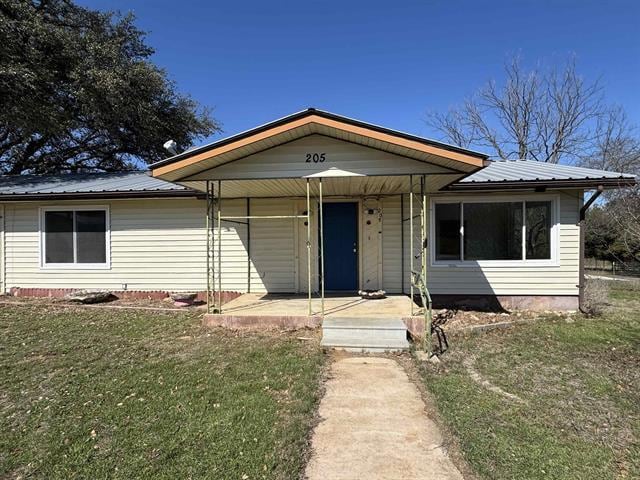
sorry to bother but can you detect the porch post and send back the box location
[306,179,312,316]
[409,174,414,316]
[319,178,325,317]
[422,175,432,354]
[206,180,213,314]
[246,198,251,293]
[420,175,426,279]
[217,180,222,313]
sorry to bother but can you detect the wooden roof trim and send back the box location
[152,115,485,177]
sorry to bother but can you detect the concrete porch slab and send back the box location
[217,293,416,317]
[202,293,426,332]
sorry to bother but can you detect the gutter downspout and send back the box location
[578,185,604,313]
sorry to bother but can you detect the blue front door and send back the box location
[322,202,358,291]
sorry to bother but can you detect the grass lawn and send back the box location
[0,303,325,479]
[420,281,640,480]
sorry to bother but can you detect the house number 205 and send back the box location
[305,153,326,163]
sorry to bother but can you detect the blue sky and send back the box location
[79,0,640,149]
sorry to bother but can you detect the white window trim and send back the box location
[429,194,560,268]
[39,205,111,270]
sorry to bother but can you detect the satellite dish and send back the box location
[163,139,178,155]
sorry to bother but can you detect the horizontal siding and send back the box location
[186,135,454,181]
[2,190,582,297]
[380,190,581,296]
[4,199,208,291]
[249,199,296,293]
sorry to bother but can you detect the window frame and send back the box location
[39,205,111,270]
[429,194,560,267]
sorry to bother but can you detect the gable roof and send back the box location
[150,108,489,181]
[448,160,636,190]
[0,171,200,200]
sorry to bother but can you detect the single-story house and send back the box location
[0,108,635,321]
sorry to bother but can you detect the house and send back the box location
[0,109,635,329]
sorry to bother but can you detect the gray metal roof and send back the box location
[0,161,635,200]
[455,160,636,188]
[0,171,196,199]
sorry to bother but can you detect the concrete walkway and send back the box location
[305,357,464,480]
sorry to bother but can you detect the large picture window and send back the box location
[433,199,555,263]
[41,207,109,267]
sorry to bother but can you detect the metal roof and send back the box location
[0,171,199,200]
[450,160,636,189]
[0,160,635,200]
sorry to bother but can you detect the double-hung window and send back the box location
[433,197,556,264]
[40,207,110,268]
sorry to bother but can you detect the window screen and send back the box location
[43,209,107,265]
[76,211,107,263]
[44,211,74,263]
[526,201,551,259]
[435,203,461,261]
[464,202,523,260]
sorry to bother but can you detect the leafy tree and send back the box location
[0,0,219,174]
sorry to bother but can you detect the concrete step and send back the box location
[321,317,410,352]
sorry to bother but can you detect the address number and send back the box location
[305,153,326,163]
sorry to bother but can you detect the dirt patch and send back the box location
[441,309,572,332]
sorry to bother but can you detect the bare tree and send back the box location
[426,57,604,163]
[581,106,640,175]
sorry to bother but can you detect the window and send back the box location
[434,203,461,260]
[41,207,109,267]
[464,202,522,260]
[433,199,554,263]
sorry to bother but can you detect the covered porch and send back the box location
[150,109,488,351]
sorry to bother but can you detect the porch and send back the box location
[203,293,426,351]
[150,109,488,352]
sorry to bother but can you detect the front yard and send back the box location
[0,304,324,479]
[2,282,638,480]
[420,281,640,479]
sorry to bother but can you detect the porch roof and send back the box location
[150,108,488,183]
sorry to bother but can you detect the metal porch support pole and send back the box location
[420,176,426,279]
[409,175,414,316]
[206,181,212,314]
[217,180,222,314]
[306,179,312,316]
[319,178,325,317]
[400,193,405,294]
[246,198,251,293]
[421,175,432,355]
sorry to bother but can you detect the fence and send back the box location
[585,258,640,277]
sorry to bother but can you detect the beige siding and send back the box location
[184,134,456,181]
[2,190,582,297]
[213,199,249,292]
[426,190,580,295]
[380,190,581,296]
[249,199,297,293]
[4,198,208,291]
[381,196,404,293]
[0,206,4,293]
